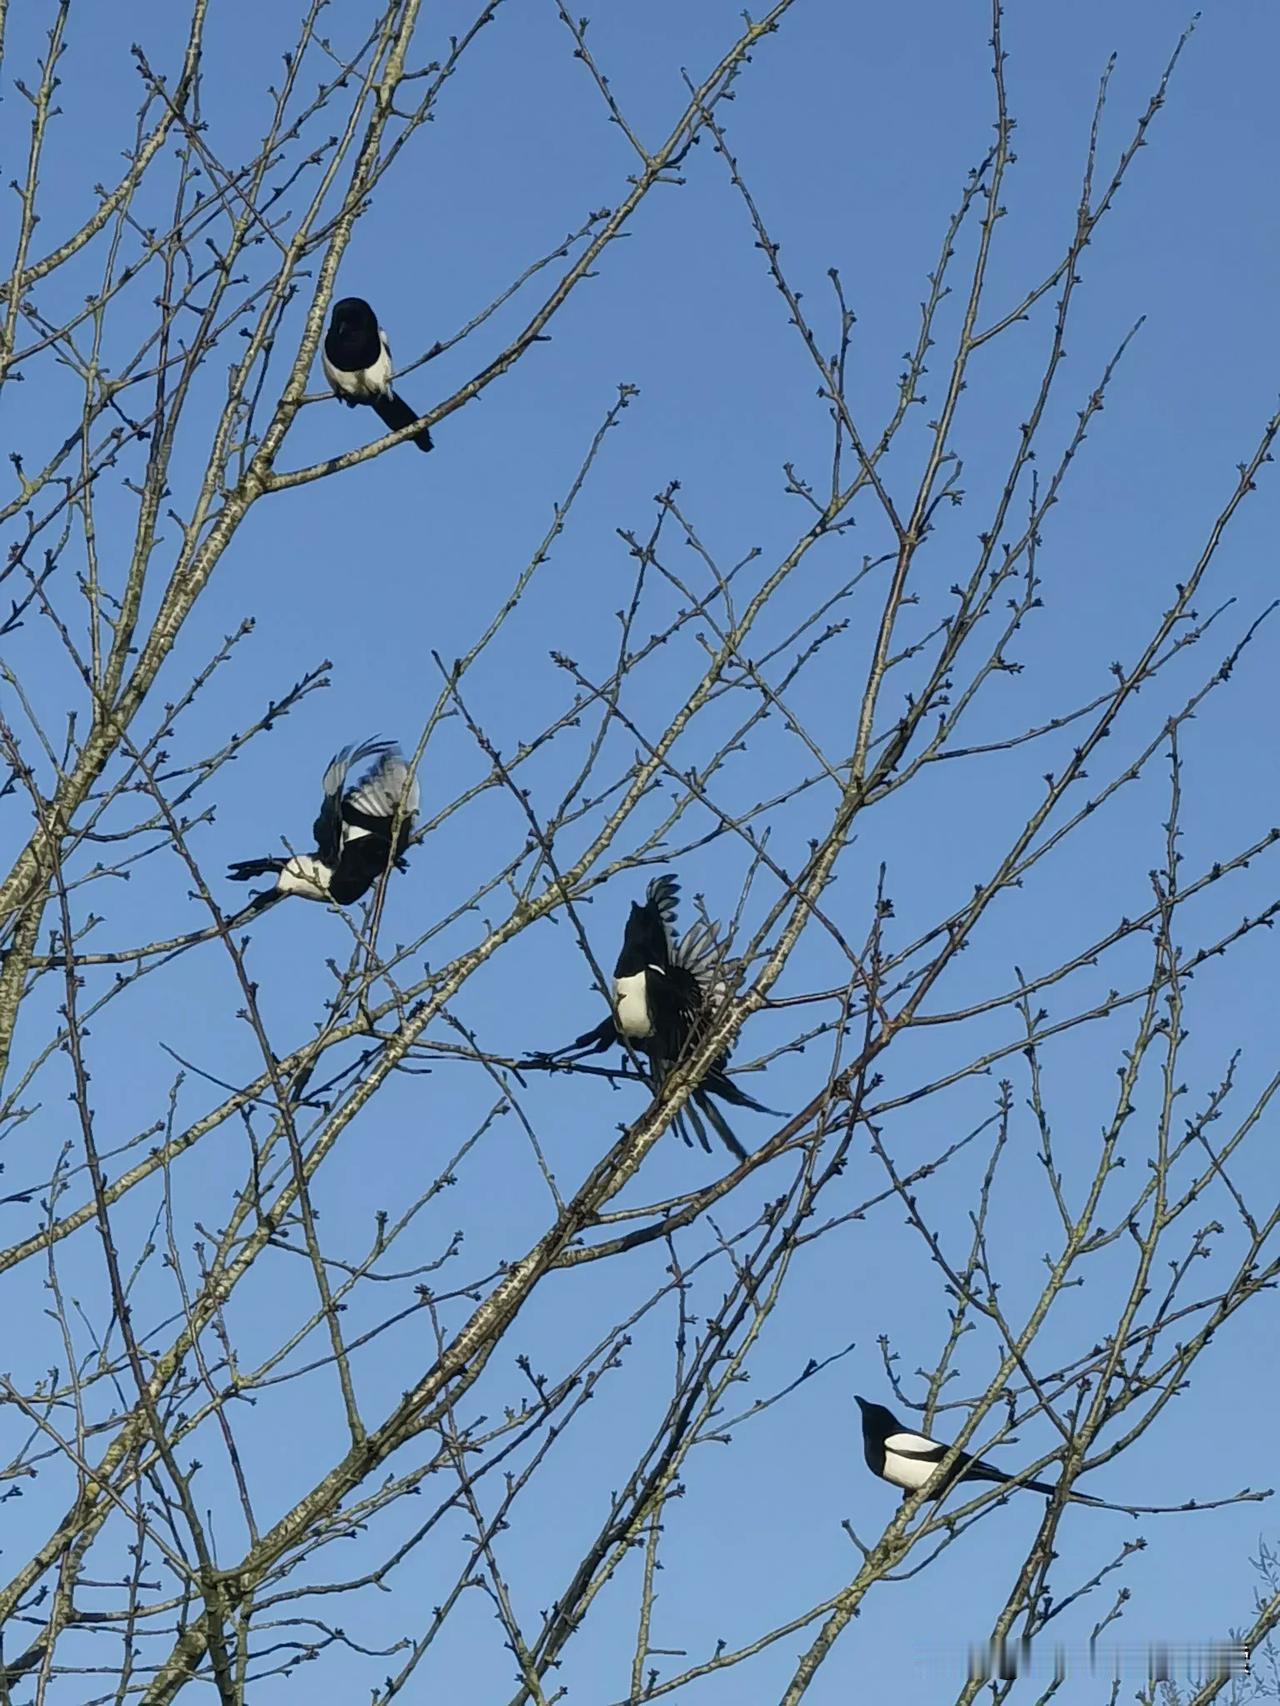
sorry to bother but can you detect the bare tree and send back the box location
[1,2,1277,1702]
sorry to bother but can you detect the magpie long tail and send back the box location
[530,1019,616,1064]
[642,1067,727,1160]
[227,857,284,884]
[963,1458,1103,1506]
[702,1066,780,1118]
[372,390,432,452]
[692,1090,749,1162]
[673,1099,713,1156]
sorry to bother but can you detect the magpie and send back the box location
[537,875,773,1161]
[227,739,420,908]
[322,296,432,452]
[855,1395,1102,1505]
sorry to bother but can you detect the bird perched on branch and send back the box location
[228,739,420,910]
[535,875,774,1161]
[855,1395,1102,1505]
[322,296,432,452]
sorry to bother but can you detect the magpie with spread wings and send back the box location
[322,296,432,452]
[537,875,774,1160]
[228,739,419,910]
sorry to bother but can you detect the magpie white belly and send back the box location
[278,856,332,901]
[324,342,392,401]
[883,1452,938,1491]
[614,971,653,1038]
[883,1430,947,1491]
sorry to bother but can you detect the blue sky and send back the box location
[2,1,1278,1700]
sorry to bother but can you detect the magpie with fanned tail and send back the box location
[227,739,419,910]
[322,297,432,452]
[855,1395,1103,1505]
[535,875,775,1161]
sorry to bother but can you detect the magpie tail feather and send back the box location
[1008,1474,1104,1506]
[635,1065,722,1159]
[674,1098,714,1156]
[1019,1474,1060,1498]
[701,1066,780,1117]
[532,1019,616,1062]
[1038,1478,1104,1506]
[227,857,283,883]
[692,1090,749,1161]
[372,391,432,452]
[966,1459,1102,1505]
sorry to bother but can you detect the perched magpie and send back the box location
[228,739,420,908]
[537,875,773,1161]
[855,1395,1102,1505]
[322,296,432,452]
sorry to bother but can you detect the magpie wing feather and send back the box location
[312,738,394,861]
[885,1429,950,1462]
[345,746,419,824]
[342,746,419,873]
[314,751,350,861]
[670,911,726,997]
[644,875,681,963]
[647,963,705,1071]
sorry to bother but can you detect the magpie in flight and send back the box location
[536,875,773,1161]
[228,739,420,909]
[855,1395,1102,1505]
[322,296,432,452]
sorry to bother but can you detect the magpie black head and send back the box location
[855,1394,905,1481]
[855,1395,900,1442]
[330,296,377,336]
[615,894,672,979]
[613,875,681,978]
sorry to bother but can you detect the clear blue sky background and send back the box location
[2,1,1278,1701]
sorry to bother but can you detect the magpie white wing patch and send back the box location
[884,1429,945,1459]
[360,334,393,396]
[881,1447,944,1492]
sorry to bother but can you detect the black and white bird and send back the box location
[322,296,432,452]
[855,1396,1102,1505]
[537,875,773,1161]
[228,739,420,909]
